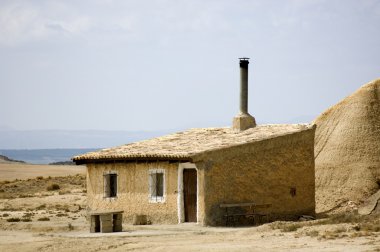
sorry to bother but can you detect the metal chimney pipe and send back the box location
[232,57,256,131]
[239,58,249,114]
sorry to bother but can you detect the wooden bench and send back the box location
[220,203,271,226]
[89,210,123,233]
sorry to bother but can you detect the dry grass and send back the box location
[59,190,71,195]
[271,222,302,232]
[270,213,380,239]
[36,204,46,210]
[68,223,74,231]
[320,230,348,240]
[305,230,319,237]
[56,213,69,217]
[0,163,85,182]
[0,174,85,199]
[355,221,380,232]
[46,183,60,191]
[22,213,34,218]
[318,213,380,225]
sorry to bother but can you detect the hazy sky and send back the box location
[1,0,379,131]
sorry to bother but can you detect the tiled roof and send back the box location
[73,124,314,163]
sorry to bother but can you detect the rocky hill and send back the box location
[0,155,25,164]
[314,78,380,213]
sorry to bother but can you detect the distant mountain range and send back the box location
[0,129,174,149]
[0,129,176,164]
[0,154,25,164]
[0,149,98,164]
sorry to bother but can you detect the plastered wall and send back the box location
[86,128,315,226]
[195,129,316,226]
[86,161,179,224]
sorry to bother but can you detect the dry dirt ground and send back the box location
[0,164,380,252]
[0,163,85,181]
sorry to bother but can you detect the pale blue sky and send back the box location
[1,0,379,131]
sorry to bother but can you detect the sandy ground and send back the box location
[0,163,379,252]
[0,163,85,181]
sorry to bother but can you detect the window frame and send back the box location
[103,171,118,199]
[148,168,166,203]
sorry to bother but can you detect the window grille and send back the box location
[149,169,165,202]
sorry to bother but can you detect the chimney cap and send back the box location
[239,57,250,61]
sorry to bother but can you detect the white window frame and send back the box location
[148,168,166,203]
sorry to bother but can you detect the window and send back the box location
[290,187,296,197]
[104,173,117,198]
[149,169,165,202]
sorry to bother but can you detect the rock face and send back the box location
[314,79,380,213]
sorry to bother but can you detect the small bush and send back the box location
[3,213,9,217]
[357,222,380,232]
[21,218,32,222]
[271,222,302,232]
[4,206,18,211]
[0,194,15,199]
[306,230,319,237]
[38,217,50,221]
[36,176,43,180]
[18,194,33,198]
[334,227,346,233]
[0,189,5,192]
[58,190,70,195]
[56,213,68,217]
[320,230,348,240]
[319,213,362,225]
[281,223,301,232]
[7,217,21,222]
[23,213,33,218]
[36,204,46,210]
[46,183,60,191]
[68,223,74,231]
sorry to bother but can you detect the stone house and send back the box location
[73,59,316,226]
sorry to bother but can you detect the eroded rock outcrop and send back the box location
[314,79,380,213]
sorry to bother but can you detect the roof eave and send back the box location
[73,156,193,165]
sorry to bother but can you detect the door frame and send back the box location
[177,162,198,223]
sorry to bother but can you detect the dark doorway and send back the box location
[94,215,100,232]
[183,169,197,222]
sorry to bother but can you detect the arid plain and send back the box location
[0,161,379,252]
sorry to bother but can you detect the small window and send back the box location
[290,187,296,197]
[104,173,117,198]
[149,169,165,202]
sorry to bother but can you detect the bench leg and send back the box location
[247,215,255,226]
[227,216,234,226]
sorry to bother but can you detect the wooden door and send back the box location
[183,169,197,222]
